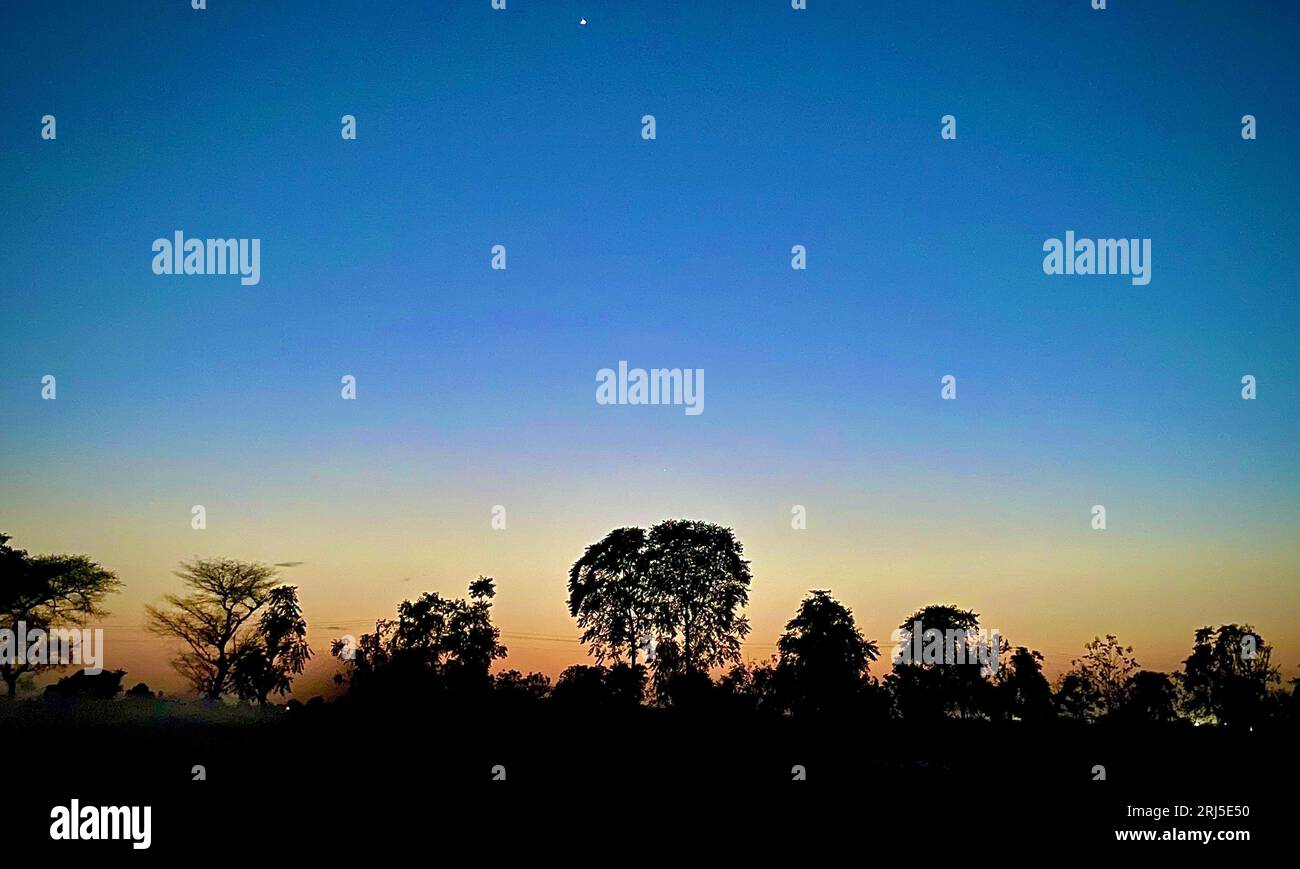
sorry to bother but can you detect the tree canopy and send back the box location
[232,585,312,706]
[145,558,282,700]
[0,533,121,699]
[567,526,651,664]
[332,576,507,701]
[775,589,878,715]
[1180,624,1279,727]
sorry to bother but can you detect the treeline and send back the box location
[330,576,1296,729]
[329,521,1295,727]
[2,526,1297,729]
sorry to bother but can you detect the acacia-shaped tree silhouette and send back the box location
[0,533,121,699]
[145,558,280,700]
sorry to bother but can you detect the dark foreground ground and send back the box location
[4,700,1289,854]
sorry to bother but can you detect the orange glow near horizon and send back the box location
[8,491,1296,698]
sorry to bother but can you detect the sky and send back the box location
[1,0,1297,697]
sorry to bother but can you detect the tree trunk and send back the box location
[683,601,691,672]
[628,610,638,666]
[209,656,229,700]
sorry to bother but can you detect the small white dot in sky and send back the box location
[579,18,588,26]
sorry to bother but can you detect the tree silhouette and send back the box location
[145,558,280,700]
[1053,673,1092,720]
[604,662,649,707]
[775,589,878,715]
[492,669,552,703]
[567,526,652,664]
[1058,634,1139,721]
[1179,624,1279,727]
[551,664,608,706]
[718,656,785,715]
[551,663,645,708]
[0,533,121,699]
[1120,670,1179,722]
[644,520,752,675]
[232,585,312,707]
[332,576,507,700]
[125,682,155,700]
[994,646,1054,721]
[43,668,126,702]
[888,604,993,719]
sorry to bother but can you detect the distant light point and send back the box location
[579,18,588,26]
